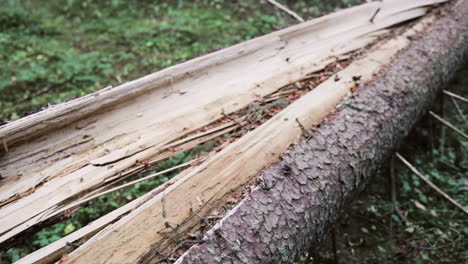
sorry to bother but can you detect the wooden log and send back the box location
[0,0,444,246]
[175,1,468,263]
[60,11,444,264]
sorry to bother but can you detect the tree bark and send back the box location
[2,0,426,244]
[5,2,450,263]
[176,1,468,263]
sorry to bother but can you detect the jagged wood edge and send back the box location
[0,0,446,245]
[176,1,468,263]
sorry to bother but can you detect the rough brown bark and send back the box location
[176,2,468,263]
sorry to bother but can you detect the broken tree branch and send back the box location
[443,89,468,104]
[390,156,407,223]
[267,0,305,22]
[429,111,468,140]
[396,153,468,216]
[449,96,468,126]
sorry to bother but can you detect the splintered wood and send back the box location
[12,62,342,264]
[0,0,447,263]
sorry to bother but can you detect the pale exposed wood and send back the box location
[56,161,197,217]
[64,17,432,263]
[2,121,238,243]
[0,0,439,244]
[0,33,371,242]
[13,201,136,264]
[13,160,202,264]
[0,8,379,201]
[12,166,191,264]
[0,0,446,259]
[396,153,468,215]
[43,123,239,221]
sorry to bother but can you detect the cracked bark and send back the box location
[176,1,468,263]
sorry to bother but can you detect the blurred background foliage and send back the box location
[1,0,466,263]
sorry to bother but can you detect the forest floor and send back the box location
[1,0,466,263]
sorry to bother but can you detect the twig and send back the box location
[438,96,446,156]
[267,0,304,22]
[164,222,184,240]
[449,96,468,126]
[59,160,196,213]
[86,161,194,201]
[295,118,311,138]
[222,109,247,132]
[331,226,339,264]
[370,8,381,23]
[192,210,213,228]
[14,85,52,104]
[396,153,468,216]
[443,90,468,104]
[439,160,461,172]
[390,156,407,223]
[429,116,436,159]
[429,111,468,140]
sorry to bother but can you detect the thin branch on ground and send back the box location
[449,96,468,126]
[429,111,468,140]
[439,96,446,156]
[439,160,462,171]
[65,160,196,210]
[390,156,407,223]
[443,90,468,104]
[267,0,304,22]
[396,153,468,216]
[221,108,247,132]
[331,226,339,264]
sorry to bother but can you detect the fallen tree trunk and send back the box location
[1,0,433,244]
[59,13,450,264]
[175,1,468,263]
[0,0,445,250]
[58,4,465,263]
[2,1,464,263]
